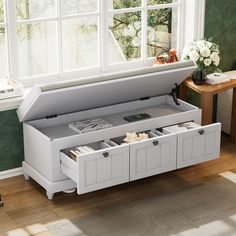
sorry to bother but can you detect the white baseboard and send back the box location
[0,167,23,180]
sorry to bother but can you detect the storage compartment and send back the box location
[129,131,177,181]
[176,123,221,168]
[111,131,156,145]
[60,141,129,194]
[30,95,201,140]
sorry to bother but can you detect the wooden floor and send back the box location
[1,133,236,235]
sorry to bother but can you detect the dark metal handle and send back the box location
[199,130,205,135]
[153,140,159,146]
[103,152,109,158]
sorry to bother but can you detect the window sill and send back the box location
[0,88,30,112]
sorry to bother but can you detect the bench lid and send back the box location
[17,61,196,122]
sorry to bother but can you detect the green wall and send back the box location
[205,0,236,72]
[0,0,236,172]
[0,109,24,171]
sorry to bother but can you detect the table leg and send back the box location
[200,93,213,125]
[0,194,3,207]
[179,83,188,101]
[230,88,236,143]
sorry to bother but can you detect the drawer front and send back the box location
[177,123,221,168]
[78,145,129,194]
[130,134,177,181]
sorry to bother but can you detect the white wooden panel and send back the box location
[130,134,177,181]
[205,132,215,155]
[78,145,129,194]
[146,146,160,170]
[160,142,171,166]
[182,137,192,161]
[136,148,146,173]
[60,152,77,172]
[177,123,221,169]
[111,154,123,179]
[60,165,77,183]
[192,135,205,159]
[97,157,112,183]
[85,160,97,186]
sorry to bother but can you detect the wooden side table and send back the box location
[179,78,236,143]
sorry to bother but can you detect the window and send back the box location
[0,0,205,86]
[0,0,7,79]
[109,0,179,65]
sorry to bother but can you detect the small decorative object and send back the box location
[124,132,149,143]
[155,53,169,64]
[124,132,138,143]
[182,39,220,84]
[154,49,179,65]
[137,132,149,141]
[0,78,24,100]
[169,49,179,63]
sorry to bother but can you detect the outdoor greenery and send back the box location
[111,0,173,59]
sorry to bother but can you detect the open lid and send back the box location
[17,61,197,122]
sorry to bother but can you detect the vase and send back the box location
[192,70,206,84]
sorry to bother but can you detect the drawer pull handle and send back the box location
[103,152,109,158]
[153,140,159,146]
[199,130,205,135]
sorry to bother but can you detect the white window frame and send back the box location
[2,0,205,87]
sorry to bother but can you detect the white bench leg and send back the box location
[23,172,30,180]
[46,191,54,200]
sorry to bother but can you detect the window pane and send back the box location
[17,22,57,77]
[61,0,97,15]
[0,0,4,23]
[148,0,175,5]
[0,26,7,78]
[147,8,177,57]
[109,0,141,10]
[109,12,141,64]
[16,0,56,20]
[62,17,98,71]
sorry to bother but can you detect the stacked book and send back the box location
[68,146,95,161]
[206,73,230,85]
[163,122,200,134]
[69,118,113,134]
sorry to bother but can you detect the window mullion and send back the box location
[56,0,63,77]
[2,0,8,79]
[177,0,185,54]
[141,0,148,65]
[100,0,109,72]
[5,0,18,80]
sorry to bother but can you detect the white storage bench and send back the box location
[17,61,221,199]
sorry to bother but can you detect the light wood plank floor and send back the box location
[1,134,236,235]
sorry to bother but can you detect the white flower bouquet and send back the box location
[182,39,220,74]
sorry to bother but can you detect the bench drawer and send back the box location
[177,123,221,168]
[61,141,129,194]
